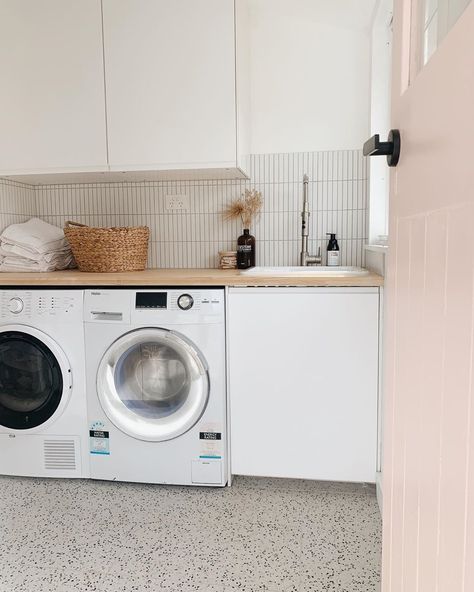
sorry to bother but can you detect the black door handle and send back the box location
[363,129,400,167]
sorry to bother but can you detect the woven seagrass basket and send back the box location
[64,221,149,273]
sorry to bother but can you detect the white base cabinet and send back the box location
[228,287,379,483]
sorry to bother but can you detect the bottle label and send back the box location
[327,251,340,266]
[237,245,252,252]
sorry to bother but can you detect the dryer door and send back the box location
[0,326,72,430]
[97,328,209,442]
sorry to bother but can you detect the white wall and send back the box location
[248,0,374,154]
[366,0,393,519]
[368,0,393,243]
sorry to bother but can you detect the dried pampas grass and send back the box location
[223,189,263,228]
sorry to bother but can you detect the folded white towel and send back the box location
[0,254,74,272]
[1,218,68,255]
[0,242,72,262]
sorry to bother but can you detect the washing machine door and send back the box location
[0,326,72,430]
[97,328,209,442]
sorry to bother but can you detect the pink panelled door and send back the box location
[383,1,474,591]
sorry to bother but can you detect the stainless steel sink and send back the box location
[240,266,370,277]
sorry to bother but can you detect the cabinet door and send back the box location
[102,0,236,170]
[228,288,379,483]
[0,0,107,174]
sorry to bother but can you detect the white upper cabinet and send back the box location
[0,0,107,175]
[0,0,248,181]
[102,0,239,172]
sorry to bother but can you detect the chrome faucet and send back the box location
[300,174,322,266]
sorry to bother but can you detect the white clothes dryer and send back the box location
[0,290,88,478]
[85,288,227,487]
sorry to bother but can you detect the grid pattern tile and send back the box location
[0,150,368,268]
[0,179,36,230]
[249,150,368,267]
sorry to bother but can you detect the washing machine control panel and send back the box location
[135,289,223,323]
[134,290,222,314]
[167,290,223,317]
[85,289,224,324]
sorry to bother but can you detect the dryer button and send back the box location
[8,297,24,314]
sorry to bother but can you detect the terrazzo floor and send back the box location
[0,476,381,592]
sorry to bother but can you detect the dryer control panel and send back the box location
[0,290,83,322]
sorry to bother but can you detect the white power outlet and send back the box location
[165,194,190,211]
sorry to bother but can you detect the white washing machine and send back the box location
[84,288,227,487]
[0,290,88,478]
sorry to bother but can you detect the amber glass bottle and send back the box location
[237,229,255,269]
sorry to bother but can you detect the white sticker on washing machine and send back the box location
[199,423,223,459]
[89,427,110,455]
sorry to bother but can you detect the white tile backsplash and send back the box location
[0,179,36,230]
[0,149,368,268]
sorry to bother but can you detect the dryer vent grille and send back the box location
[43,439,77,471]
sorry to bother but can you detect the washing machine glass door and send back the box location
[0,329,70,430]
[97,328,209,442]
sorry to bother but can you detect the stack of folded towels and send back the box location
[0,218,75,272]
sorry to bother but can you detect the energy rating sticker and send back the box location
[89,430,110,455]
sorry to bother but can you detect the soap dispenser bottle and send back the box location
[237,229,255,269]
[326,233,340,266]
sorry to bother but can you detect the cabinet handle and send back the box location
[363,129,400,167]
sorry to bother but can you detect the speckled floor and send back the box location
[0,476,381,592]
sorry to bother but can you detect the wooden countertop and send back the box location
[0,268,383,287]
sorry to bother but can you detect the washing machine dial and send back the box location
[177,294,194,311]
[8,297,24,314]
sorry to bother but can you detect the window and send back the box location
[421,0,472,66]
